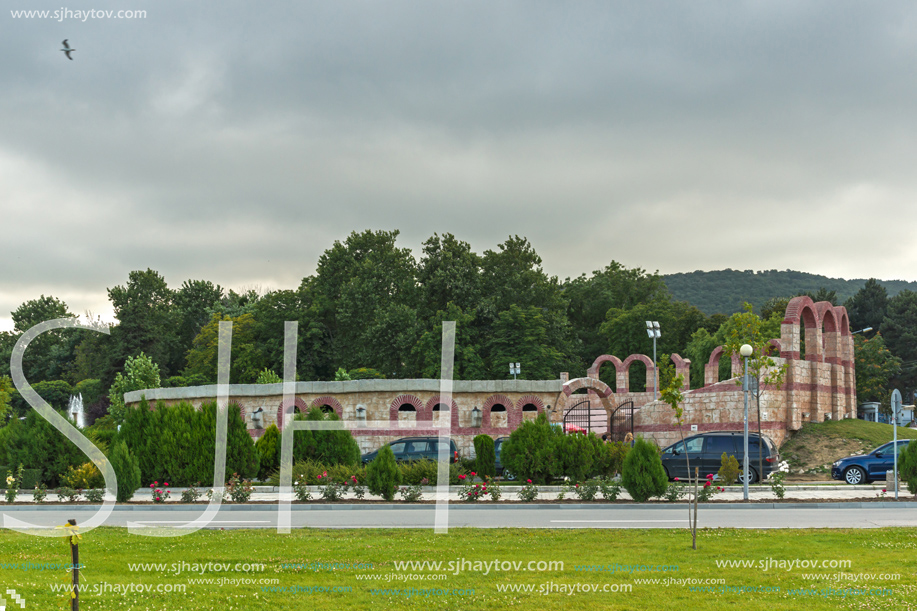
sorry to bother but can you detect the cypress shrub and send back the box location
[110,440,141,502]
[556,431,603,482]
[473,435,496,478]
[595,441,630,477]
[501,413,563,484]
[621,437,668,502]
[717,453,740,485]
[255,424,280,480]
[901,440,917,496]
[366,445,401,501]
[4,409,85,487]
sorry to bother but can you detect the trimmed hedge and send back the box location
[119,398,259,486]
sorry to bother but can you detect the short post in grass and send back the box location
[692,468,698,549]
[68,518,80,610]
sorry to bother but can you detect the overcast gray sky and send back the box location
[3,0,917,330]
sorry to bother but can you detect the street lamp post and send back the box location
[892,389,902,501]
[645,321,661,400]
[740,343,753,501]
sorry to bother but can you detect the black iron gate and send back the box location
[562,398,608,434]
[607,400,635,443]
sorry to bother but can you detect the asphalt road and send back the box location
[3,503,917,531]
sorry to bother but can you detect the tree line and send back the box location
[0,229,914,422]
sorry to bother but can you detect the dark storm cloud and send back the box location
[2,0,917,327]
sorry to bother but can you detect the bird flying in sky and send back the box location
[61,39,75,60]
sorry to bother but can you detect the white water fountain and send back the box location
[68,393,84,428]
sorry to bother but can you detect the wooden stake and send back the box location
[69,519,79,611]
[692,467,698,550]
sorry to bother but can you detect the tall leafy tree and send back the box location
[416,233,483,321]
[564,262,669,361]
[845,278,888,335]
[7,295,77,382]
[487,305,566,380]
[312,229,420,374]
[173,280,224,369]
[184,313,265,384]
[412,304,487,380]
[879,290,917,391]
[107,269,179,381]
[854,333,902,403]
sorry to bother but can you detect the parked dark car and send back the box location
[660,431,778,484]
[494,437,516,480]
[361,437,459,465]
[831,439,911,485]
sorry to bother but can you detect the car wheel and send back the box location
[844,466,866,485]
[504,470,517,481]
[738,467,759,485]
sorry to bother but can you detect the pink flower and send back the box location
[674,478,680,481]
[471,472,477,477]
[706,474,713,480]
[526,479,532,484]
[458,474,466,480]
[164,482,169,487]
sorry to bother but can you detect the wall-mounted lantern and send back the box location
[356,404,367,423]
[251,407,264,429]
[471,406,482,428]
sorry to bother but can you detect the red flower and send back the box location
[674,477,679,481]
[164,482,169,487]
[526,479,532,484]
[706,474,713,480]
[471,472,477,477]
[458,474,466,480]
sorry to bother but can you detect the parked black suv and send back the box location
[660,431,778,484]
[361,437,459,465]
[494,437,516,480]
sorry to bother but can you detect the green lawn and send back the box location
[1,527,915,610]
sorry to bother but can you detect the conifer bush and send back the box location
[473,435,496,478]
[255,424,280,480]
[718,453,740,486]
[366,445,401,501]
[110,440,141,502]
[621,437,668,502]
[901,440,917,496]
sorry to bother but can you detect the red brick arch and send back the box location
[481,394,512,428]
[389,394,426,423]
[621,353,655,393]
[587,355,625,393]
[425,395,459,412]
[309,396,344,419]
[554,378,616,425]
[275,396,309,430]
[515,395,546,412]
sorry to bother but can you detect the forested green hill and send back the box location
[663,269,917,315]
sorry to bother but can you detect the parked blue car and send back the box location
[831,439,911,484]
